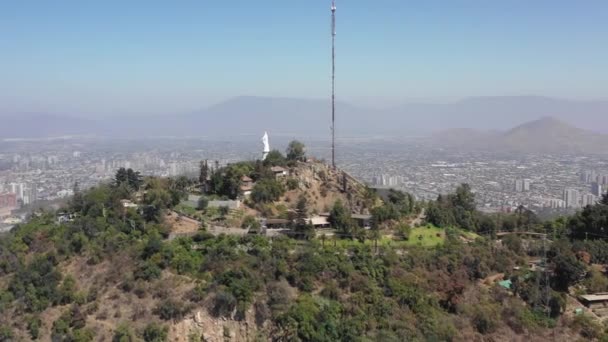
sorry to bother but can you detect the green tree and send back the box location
[286,140,306,162]
[197,197,209,211]
[199,160,209,188]
[264,150,286,166]
[251,179,285,203]
[553,253,587,291]
[328,200,353,237]
[294,195,314,240]
[242,215,261,231]
[143,323,168,342]
[219,206,230,220]
[115,168,142,191]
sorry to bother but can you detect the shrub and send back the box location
[251,179,285,204]
[154,299,190,321]
[286,178,299,191]
[134,261,162,281]
[472,304,500,334]
[212,290,237,318]
[143,323,168,342]
[241,215,261,231]
[27,315,42,339]
[113,323,136,342]
[0,325,14,341]
[197,197,209,211]
[571,314,602,340]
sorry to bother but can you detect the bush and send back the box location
[134,261,162,281]
[143,323,168,342]
[27,315,42,339]
[472,304,500,334]
[251,179,285,204]
[286,178,299,191]
[571,314,603,340]
[154,299,190,321]
[112,323,136,342]
[197,197,209,211]
[0,325,14,341]
[212,290,237,318]
[241,215,261,231]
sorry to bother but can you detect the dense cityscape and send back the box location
[2,136,607,231]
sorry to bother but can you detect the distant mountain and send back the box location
[1,95,607,139]
[432,117,608,154]
[387,96,608,134]
[501,116,608,153]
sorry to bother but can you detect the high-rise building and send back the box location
[563,188,580,208]
[523,179,531,191]
[9,183,25,200]
[514,179,524,192]
[514,179,530,192]
[592,182,603,197]
[582,194,597,207]
[547,199,566,208]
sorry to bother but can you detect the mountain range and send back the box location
[1,96,607,143]
[432,116,608,154]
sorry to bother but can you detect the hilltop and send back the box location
[1,144,608,341]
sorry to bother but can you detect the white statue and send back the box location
[262,131,270,160]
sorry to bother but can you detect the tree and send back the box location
[197,197,209,211]
[219,206,230,220]
[553,253,587,291]
[387,189,415,216]
[242,215,261,231]
[286,140,306,162]
[452,184,476,212]
[294,195,314,240]
[114,168,142,191]
[251,179,285,204]
[209,162,253,199]
[264,150,286,167]
[371,204,400,228]
[328,200,353,237]
[126,168,143,190]
[199,160,209,187]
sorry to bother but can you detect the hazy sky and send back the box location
[1,1,607,116]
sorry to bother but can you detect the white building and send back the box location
[563,188,580,208]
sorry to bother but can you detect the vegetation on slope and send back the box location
[2,146,608,340]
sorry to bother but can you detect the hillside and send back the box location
[1,159,607,341]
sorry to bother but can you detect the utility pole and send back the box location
[331,0,336,169]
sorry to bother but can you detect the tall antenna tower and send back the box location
[331,0,336,169]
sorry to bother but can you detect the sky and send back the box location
[1,0,607,117]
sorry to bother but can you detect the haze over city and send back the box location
[3,2,608,341]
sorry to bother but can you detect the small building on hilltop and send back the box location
[271,166,289,178]
[579,293,608,317]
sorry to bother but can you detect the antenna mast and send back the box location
[331,0,336,168]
